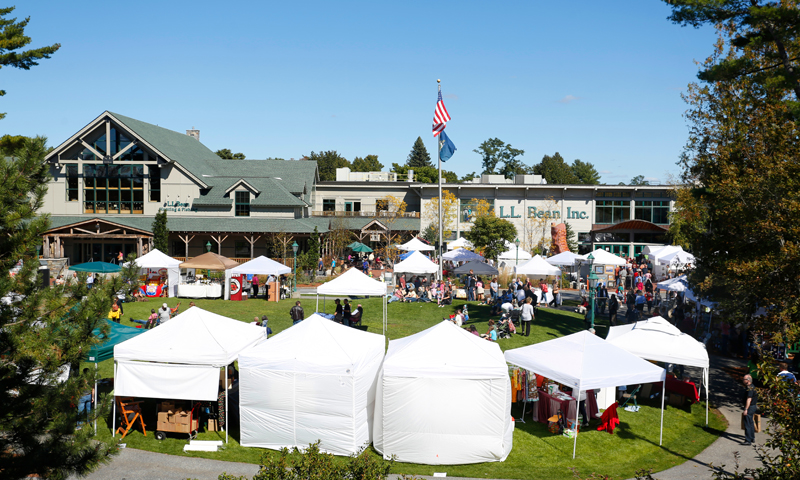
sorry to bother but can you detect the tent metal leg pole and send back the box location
[705,367,709,425]
[316,294,319,313]
[112,361,117,438]
[94,363,98,434]
[573,382,580,459]
[660,378,666,446]
[225,367,229,444]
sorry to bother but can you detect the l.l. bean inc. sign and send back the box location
[498,206,588,219]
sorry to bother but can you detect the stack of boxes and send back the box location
[156,401,199,434]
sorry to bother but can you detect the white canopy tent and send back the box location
[316,268,388,335]
[441,248,484,262]
[498,245,532,265]
[578,248,627,266]
[644,245,682,260]
[239,315,385,456]
[606,316,711,424]
[131,249,182,297]
[658,250,696,267]
[659,275,688,292]
[224,255,291,300]
[447,237,474,250]
[113,307,266,442]
[545,251,581,266]
[398,237,436,251]
[504,331,666,458]
[373,321,513,465]
[514,254,562,277]
[393,251,440,275]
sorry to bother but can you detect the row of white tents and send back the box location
[111,305,708,463]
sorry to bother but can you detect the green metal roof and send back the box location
[46,215,329,234]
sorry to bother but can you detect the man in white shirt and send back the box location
[158,303,171,325]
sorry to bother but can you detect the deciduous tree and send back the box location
[214,148,245,160]
[305,150,350,181]
[351,154,383,172]
[474,138,526,176]
[391,163,457,183]
[465,216,517,262]
[423,190,458,242]
[629,175,650,185]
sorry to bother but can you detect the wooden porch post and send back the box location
[211,234,228,255]
[244,235,261,259]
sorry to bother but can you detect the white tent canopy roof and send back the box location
[447,237,474,250]
[316,268,387,296]
[606,316,709,368]
[545,251,581,266]
[658,274,688,292]
[394,251,440,274]
[230,255,291,275]
[579,248,627,266]
[514,254,562,276]
[398,237,436,251]
[442,248,484,262]
[658,250,696,266]
[504,330,665,391]
[498,245,532,261]
[132,248,182,268]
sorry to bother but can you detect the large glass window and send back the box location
[460,199,494,223]
[322,199,335,212]
[633,233,667,244]
[595,190,630,198]
[149,166,161,202]
[595,200,630,224]
[83,164,144,214]
[634,200,670,224]
[235,191,250,217]
[634,190,667,198]
[595,244,630,257]
[66,165,79,201]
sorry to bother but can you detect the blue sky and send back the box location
[4,1,716,184]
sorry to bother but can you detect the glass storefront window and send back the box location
[634,200,670,224]
[83,164,144,214]
[66,165,79,201]
[322,199,335,212]
[595,244,630,257]
[595,200,630,224]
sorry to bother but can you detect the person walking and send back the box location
[343,299,352,327]
[608,291,619,326]
[741,374,759,445]
[520,297,535,337]
[290,300,304,325]
[465,270,476,301]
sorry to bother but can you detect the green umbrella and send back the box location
[346,242,362,249]
[351,243,373,253]
[71,261,121,273]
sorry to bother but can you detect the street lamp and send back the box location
[586,253,599,330]
[292,241,299,293]
[205,241,212,253]
[514,238,520,266]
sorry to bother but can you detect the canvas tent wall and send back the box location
[239,315,385,456]
[132,248,182,297]
[113,306,266,442]
[316,268,388,334]
[373,321,513,465]
[224,255,291,300]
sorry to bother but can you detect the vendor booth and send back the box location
[178,252,238,299]
[514,254,561,278]
[239,315,385,456]
[577,248,626,289]
[441,248,484,262]
[397,237,436,251]
[452,260,498,276]
[447,237,474,250]
[606,316,711,424]
[131,249,182,298]
[498,245,532,267]
[224,255,291,301]
[545,251,581,266]
[393,251,439,276]
[504,330,666,458]
[373,321,513,465]
[113,306,266,442]
[316,268,387,335]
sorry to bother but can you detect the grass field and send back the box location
[87,295,727,480]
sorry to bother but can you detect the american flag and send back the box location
[432,91,451,137]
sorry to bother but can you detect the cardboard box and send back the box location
[160,401,175,412]
[207,419,218,432]
[174,411,191,425]
[157,412,172,424]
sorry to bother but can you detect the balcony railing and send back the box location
[312,211,420,218]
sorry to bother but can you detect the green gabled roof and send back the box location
[45,215,329,235]
[321,216,420,232]
[46,216,158,232]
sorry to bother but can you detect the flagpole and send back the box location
[437,79,443,281]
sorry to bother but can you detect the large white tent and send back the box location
[113,307,266,442]
[393,250,439,275]
[441,248,484,262]
[316,268,388,334]
[224,255,291,300]
[606,316,711,424]
[504,331,666,458]
[447,237,474,250]
[514,254,562,277]
[131,249,182,297]
[658,250,696,267]
[398,237,436,251]
[498,245,532,264]
[579,248,627,266]
[659,274,688,292]
[545,251,581,266]
[239,315,385,456]
[373,321,513,465]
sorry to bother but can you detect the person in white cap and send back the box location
[158,303,171,325]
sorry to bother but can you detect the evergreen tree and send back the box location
[215,148,245,160]
[307,227,321,278]
[532,152,579,184]
[152,210,169,253]
[571,159,601,185]
[305,151,350,181]
[406,137,432,168]
[564,222,578,253]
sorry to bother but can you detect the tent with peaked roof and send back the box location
[452,261,498,276]
[179,251,239,270]
[239,315,385,456]
[316,268,388,334]
[447,237,474,250]
[131,248,182,297]
[373,321,513,465]
[504,331,666,458]
[224,255,291,299]
[515,255,562,277]
[393,251,439,275]
[578,248,627,266]
[442,248,484,262]
[498,245,532,264]
[546,251,581,266]
[398,237,436,251]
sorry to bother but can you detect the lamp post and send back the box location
[205,241,212,253]
[586,253,599,330]
[514,237,520,266]
[292,241,299,293]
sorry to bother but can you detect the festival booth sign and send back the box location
[504,331,666,458]
[441,248,484,262]
[452,261,498,276]
[397,237,436,252]
[224,255,291,301]
[239,315,385,456]
[113,306,266,443]
[316,268,388,334]
[606,316,711,424]
[131,249,182,298]
[514,255,562,278]
[373,321,513,465]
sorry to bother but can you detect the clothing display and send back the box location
[510,367,539,403]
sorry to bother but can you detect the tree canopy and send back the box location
[215,148,245,160]
[531,152,578,184]
[474,138,525,176]
[628,175,650,185]
[571,159,601,185]
[152,210,169,253]
[305,150,350,181]
[351,154,383,172]
[406,137,432,168]
[391,163,457,183]
[0,7,60,120]
[465,216,517,261]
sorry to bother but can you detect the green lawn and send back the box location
[88,296,727,480]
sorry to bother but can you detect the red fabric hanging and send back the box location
[597,401,620,434]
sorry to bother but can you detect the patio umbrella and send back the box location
[351,243,373,253]
[179,252,239,270]
[346,242,363,249]
[71,261,121,273]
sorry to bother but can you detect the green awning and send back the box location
[85,319,146,363]
[71,261,121,273]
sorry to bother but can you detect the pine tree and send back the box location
[152,210,169,253]
[564,222,578,252]
[406,137,432,168]
[307,227,320,278]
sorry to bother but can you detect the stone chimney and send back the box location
[186,127,200,141]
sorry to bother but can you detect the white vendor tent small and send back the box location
[658,250,696,267]
[316,268,388,334]
[504,330,665,458]
[659,275,688,292]
[498,245,532,265]
[515,254,561,277]
[606,316,711,424]
[545,251,581,266]
[398,237,436,251]
[578,248,627,266]
[393,251,439,275]
[113,306,266,443]
[442,248,484,262]
[132,249,182,298]
[373,321,513,465]
[224,255,291,299]
[239,315,385,456]
[644,245,682,261]
[447,237,474,250]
